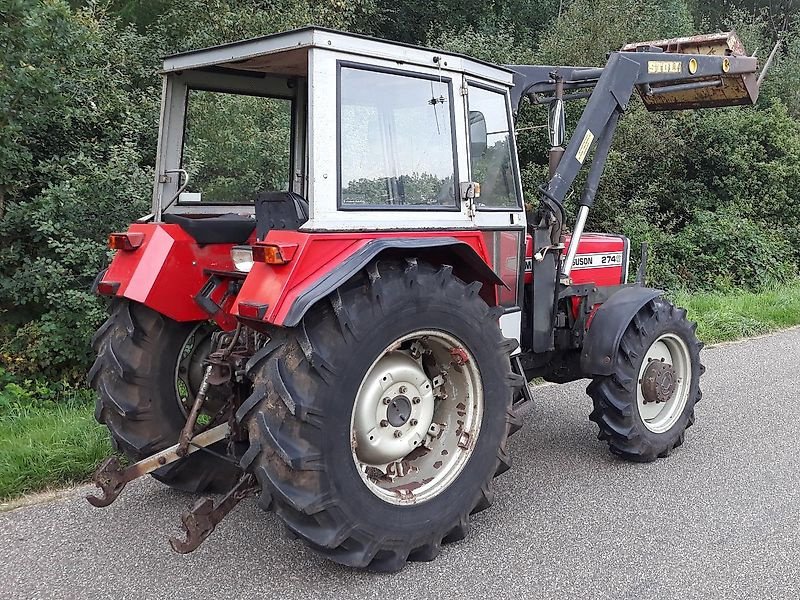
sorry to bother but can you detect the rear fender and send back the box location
[580,286,663,376]
[97,223,240,327]
[232,231,504,327]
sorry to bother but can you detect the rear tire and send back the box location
[237,260,523,571]
[89,300,240,492]
[587,298,704,461]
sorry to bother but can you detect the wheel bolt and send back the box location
[382,397,390,405]
[412,397,421,404]
[399,386,407,394]
[393,430,403,438]
[380,419,389,427]
[410,419,418,426]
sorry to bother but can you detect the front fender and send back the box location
[580,286,663,376]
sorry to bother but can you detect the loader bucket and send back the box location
[622,32,760,111]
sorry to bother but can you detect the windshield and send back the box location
[180,90,293,204]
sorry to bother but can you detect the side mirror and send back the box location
[547,99,565,147]
[469,111,487,158]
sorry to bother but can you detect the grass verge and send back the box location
[674,280,800,344]
[1,280,799,502]
[0,392,111,502]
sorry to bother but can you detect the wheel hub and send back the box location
[352,351,435,466]
[351,331,483,505]
[386,395,413,427]
[641,359,677,404]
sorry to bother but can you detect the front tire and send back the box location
[89,300,241,492]
[237,260,523,571]
[587,298,704,461]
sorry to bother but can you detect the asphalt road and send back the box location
[2,328,800,600]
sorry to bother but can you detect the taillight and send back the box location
[108,232,145,251]
[238,302,268,320]
[251,243,297,265]
[96,281,120,296]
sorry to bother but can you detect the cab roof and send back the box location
[161,26,515,86]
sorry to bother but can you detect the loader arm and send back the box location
[507,32,768,353]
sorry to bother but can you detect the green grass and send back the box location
[1,281,799,502]
[0,394,111,502]
[674,280,800,344]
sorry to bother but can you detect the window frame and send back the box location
[178,86,297,207]
[465,79,523,212]
[336,60,461,212]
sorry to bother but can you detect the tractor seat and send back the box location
[162,212,256,245]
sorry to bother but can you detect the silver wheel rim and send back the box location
[174,323,215,417]
[637,333,692,433]
[350,330,483,505]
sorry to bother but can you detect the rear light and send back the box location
[251,243,297,265]
[230,246,254,272]
[238,302,268,320]
[108,232,145,251]
[96,281,120,296]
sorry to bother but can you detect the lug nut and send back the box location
[412,397,421,404]
[380,419,389,427]
[399,386,407,394]
[410,419,418,426]
[393,430,403,438]
[382,397,390,405]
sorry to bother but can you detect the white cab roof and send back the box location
[162,26,515,86]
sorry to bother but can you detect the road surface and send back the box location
[2,328,799,599]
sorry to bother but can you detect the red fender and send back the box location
[98,223,243,328]
[232,230,501,326]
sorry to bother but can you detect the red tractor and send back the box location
[87,28,769,571]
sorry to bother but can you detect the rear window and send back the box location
[181,90,292,204]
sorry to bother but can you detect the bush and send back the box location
[651,209,797,291]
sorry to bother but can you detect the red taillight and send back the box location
[108,232,145,251]
[251,243,297,265]
[238,302,268,320]
[96,281,120,296]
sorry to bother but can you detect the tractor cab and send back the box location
[154,27,525,236]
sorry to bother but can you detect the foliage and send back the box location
[3,0,800,384]
[536,0,694,65]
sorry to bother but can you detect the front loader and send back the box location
[86,28,771,571]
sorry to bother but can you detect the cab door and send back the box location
[464,79,527,343]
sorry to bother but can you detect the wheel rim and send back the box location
[174,323,216,417]
[637,333,692,433]
[350,330,483,505]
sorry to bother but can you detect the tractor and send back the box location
[86,28,772,571]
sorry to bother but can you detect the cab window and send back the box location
[467,85,520,209]
[181,90,293,204]
[339,65,457,209]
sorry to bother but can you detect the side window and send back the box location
[339,66,457,209]
[467,85,520,209]
[181,90,292,204]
